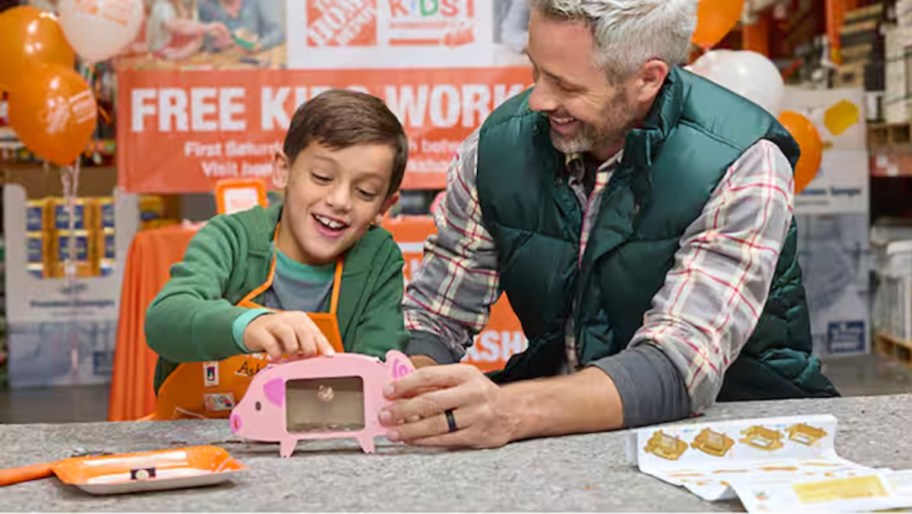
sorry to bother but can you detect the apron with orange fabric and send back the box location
[153,226,345,420]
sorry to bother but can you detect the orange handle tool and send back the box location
[0,462,55,486]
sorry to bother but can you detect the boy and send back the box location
[144,89,409,419]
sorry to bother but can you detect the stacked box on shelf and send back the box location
[836,4,886,91]
[884,24,912,124]
[898,0,912,28]
[887,276,912,340]
[872,241,912,342]
[25,196,116,279]
[871,220,912,343]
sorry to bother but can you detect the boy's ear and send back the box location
[272,151,290,189]
[373,192,400,225]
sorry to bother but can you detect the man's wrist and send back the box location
[409,355,437,369]
[499,379,542,443]
[499,366,624,442]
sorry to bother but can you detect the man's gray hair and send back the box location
[529,0,697,77]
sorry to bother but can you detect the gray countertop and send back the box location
[1,394,910,512]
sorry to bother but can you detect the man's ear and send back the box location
[272,151,290,189]
[374,192,400,225]
[633,59,670,104]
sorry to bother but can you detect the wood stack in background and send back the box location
[835,3,887,124]
[885,1,912,124]
[836,3,886,90]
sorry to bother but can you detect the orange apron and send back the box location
[153,225,345,420]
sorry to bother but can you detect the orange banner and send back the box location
[382,215,526,373]
[116,67,531,194]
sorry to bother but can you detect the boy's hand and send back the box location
[205,22,233,49]
[243,312,336,360]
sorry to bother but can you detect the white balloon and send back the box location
[59,0,144,63]
[689,50,785,116]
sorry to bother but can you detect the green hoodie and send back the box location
[145,203,409,392]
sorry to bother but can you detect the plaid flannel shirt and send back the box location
[403,129,795,414]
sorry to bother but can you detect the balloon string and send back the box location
[61,164,79,279]
[60,161,81,381]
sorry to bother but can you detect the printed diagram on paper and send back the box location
[627,415,878,503]
[731,469,912,513]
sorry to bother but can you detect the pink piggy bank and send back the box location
[229,350,414,457]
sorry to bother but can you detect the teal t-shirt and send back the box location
[231,244,335,350]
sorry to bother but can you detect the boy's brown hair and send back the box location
[283,89,408,197]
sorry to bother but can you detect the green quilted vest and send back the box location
[475,67,838,401]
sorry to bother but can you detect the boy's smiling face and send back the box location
[273,141,399,266]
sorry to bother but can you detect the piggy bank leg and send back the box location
[279,438,298,458]
[356,434,376,454]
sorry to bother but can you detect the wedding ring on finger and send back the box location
[444,409,458,433]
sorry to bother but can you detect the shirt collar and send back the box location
[564,149,625,179]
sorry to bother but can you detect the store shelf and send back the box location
[868,122,912,177]
[874,332,912,369]
[870,149,912,177]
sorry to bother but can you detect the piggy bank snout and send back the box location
[230,412,242,434]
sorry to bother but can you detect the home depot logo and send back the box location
[307,0,377,47]
[387,0,475,46]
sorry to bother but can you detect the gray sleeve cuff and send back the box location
[405,330,460,365]
[587,343,692,428]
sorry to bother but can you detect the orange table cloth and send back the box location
[108,225,197,421]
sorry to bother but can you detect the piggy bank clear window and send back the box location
[285,376,365,433]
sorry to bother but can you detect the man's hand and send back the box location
[378,364,520,449]
[243,312,336,360]
[379,365,625,449]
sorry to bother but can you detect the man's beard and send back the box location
[549,90,637,157]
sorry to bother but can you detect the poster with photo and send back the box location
[107,0,536,192]
[132,0,288,69]
[27,0,289,70]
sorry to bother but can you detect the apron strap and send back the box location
[237,223,280,307]
[329,259,343,315]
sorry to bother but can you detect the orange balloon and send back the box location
[0,6,76,92]
[692,0,745,49]
[8,64,97,167]
[778,110,823,194]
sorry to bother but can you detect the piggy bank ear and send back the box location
[263,378,285,408]
[386,350,415,381]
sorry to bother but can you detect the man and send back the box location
[378,0,838,449]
